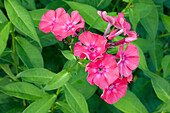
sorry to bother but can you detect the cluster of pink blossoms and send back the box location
[39,8,139,104]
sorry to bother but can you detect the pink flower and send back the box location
[116,44,139,77]
[85,54,119,89]
[97,11,115,25]
[101,77,127,104]
[52,11,85,41]
[74,31,107,61]
[125,31,138,43]
[39,8,66,33]
[114,13,131,35]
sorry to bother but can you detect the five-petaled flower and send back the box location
[39,8,140,105]
[85,54,119,89]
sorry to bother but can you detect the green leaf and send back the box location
[129,8,140,30]
[15,36,44,68]
[65,1,107,32]
[64,83,89,113]
[161,55,170,78]
[133,38,153,53]
[56,101,75,113]
[160,14,170,33]
[70,68,97,100]
[149,43,163,71]
[143,71,170,102]
[0,64,18,82]
[16,68,56,84]
[113,90,148,113]
[4,0,41,46]
[0,9,8,24]
[29,9,49,27]
[1,82,46,100]
[46,0,70,11]
[154,100,170,113]
[16,0,36,10]
[61,50,76,61]
[23,94,56,113]
[44,70,70,90]
[135,0,159,39]
[76,0,112,10]
[0,22,11,56]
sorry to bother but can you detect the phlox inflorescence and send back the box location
[39,8,139,104]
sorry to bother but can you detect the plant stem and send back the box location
[112,0,120,12]
[11,24,18,74]
[156,33,170,39]
[68,61,78,72]
[121,0,134,13]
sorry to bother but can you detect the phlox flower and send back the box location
[39,8,66,33]
[113,13,131,35]
[74,31,107,61]
[52,11,85,41]
[97,11,115,25]
[116,44,139,77]
[125,31,138,43]
[85,54,119,89]
[101,77,127,104]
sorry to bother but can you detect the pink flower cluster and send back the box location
[39,8,139,104]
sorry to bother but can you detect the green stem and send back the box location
[121,0,134,13]
[156,33,170,39]
[11,24,18,74]
[68,61,78,72]
[112,0,120,12]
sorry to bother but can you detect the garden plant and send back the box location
[0,0,169,113]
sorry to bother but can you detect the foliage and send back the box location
[0,0,169,113]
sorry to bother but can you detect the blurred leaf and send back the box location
[29,9,49,27]
[143,71,170,102]
[64,83,89,113]
[39,0,53,5]
[149,43,163,72]
[16,0,36,10]
[56,101,75,113]
[133,38,153,53]
[134,0,159,39]
[161,55,170,78]
[164,0,170,9]
[15,36,44,68]
[23,94,56,113]
[70,68,97,100]
[113,90,148,113]
[16,68,56,84]
[0,22,11,56]
[76,0,112,10]
[129,8,140,30]
[154,100,170,113]
[132,77,151,98]
[65,1,107,32]
[44,70,70,90]
[160,13,170,33]
[4,0,41,46]
[46,0,70,11]
[0,9,8,24]
[61,50,76,61]
[1,82,46,100]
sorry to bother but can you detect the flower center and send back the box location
[89,47,95,52]
[109,85,114,89]
[67,25,73,30]
[98,67,103,73]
